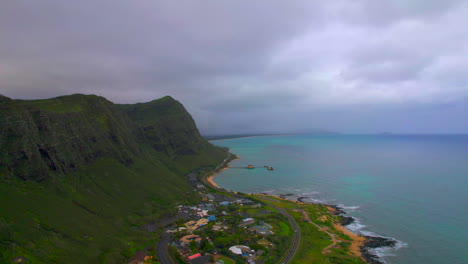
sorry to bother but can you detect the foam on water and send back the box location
[346,218,366,233]
[298,196,328,204]
[368,240,409,258]
[341,211,407,259]
[337,204,360,210]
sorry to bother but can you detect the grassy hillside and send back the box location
[0,94,227,263]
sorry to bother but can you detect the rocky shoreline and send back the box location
[298,197,397,264]
[360,236,397,264]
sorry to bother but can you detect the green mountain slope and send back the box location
[0,94,227,263]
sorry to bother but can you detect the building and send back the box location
[249,223,274,235]
[188,255,212,264]
[185,218,209,231]
[229,245,252,255]
[188,253,202,260]
[180,235,202,246]
[240,218,255,227]
[257,238,273,247]
[212,222,229,231]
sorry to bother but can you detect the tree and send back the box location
[189,240,198,252]
[200,238,214,252]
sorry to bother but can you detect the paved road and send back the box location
[157,230,175,264]
[204,157,301,263]
[260,197,301,264]
[156,154,232,264]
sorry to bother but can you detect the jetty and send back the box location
[230,165,274,171]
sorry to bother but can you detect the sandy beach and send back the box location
[206,157,239,188]
[206,167,229,188]
[326,207,366,258]
[334,223,366,258]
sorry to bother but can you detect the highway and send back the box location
[156,230,175,264]
[260,197,301,264]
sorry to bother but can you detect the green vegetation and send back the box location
[217,256,235,264]
[251,196,366,264]
[0,93,370,264]
[0,94,228,263]
[278,221,291,236]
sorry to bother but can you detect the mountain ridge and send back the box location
[0,94,227,263]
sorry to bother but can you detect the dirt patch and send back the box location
[334,224,366,259]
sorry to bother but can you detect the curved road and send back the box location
[260,197,301,264]
[203,156,302,263]
[157,230,175,264]
[157,197,303,264]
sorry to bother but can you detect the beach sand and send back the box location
[206,157,239,188]
[334,223,366,258]
[206,167,229,188]
[206,175,219,188]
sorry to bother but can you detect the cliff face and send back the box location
[117,96,208,157]
[0,94,220,181]
[0,94,226,264]
[0,94,142,181]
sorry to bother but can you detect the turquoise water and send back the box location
[212,135,468,264]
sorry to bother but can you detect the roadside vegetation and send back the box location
[253,196,366,264]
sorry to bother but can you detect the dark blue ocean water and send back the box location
[212,135,468,264]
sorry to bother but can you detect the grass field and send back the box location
[251,195,367,264]
[217,255,235,264]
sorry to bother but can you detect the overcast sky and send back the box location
[1,0,467,134]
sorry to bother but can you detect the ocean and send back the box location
[212,134,468,264]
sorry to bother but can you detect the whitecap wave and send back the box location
[346,219,366,233]
[300,191,320,196]
[337,204,360,210]
[284,187,302,192]
[308,198,327,204]
[344,217,407,260]
[298,196,328,204]
[368,239,408,258]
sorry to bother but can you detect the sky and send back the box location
[1,0,467,134]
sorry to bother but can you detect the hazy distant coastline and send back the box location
[205,131,340,141]
[204,133,283,141]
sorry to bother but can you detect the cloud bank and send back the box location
[1,0,467,134]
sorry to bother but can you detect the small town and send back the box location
[161,176,287,264]
[127,164,371,264]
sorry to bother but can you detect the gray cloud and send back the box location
[1,0,468,134]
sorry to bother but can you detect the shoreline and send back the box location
[207,134,291,142]
[206,157,239,188]
[206,167,227,188]
[204,155,374,263]
[334,224,366,258]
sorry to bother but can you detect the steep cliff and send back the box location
[0,94,142,181]
[118,96,207,157]
[0,94,227,263]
